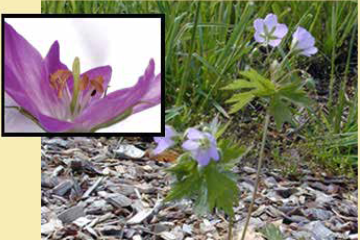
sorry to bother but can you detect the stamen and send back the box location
[79,74,89,91]
[49,70,72,98]
[90,76,104,95]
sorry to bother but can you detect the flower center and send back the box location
[49,57,105,118]
[199,137,211,149]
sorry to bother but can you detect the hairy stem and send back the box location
[228,216,233,240]
[240,113,270,240]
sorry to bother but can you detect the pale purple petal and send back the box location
[186,128,205,140]
[153,125,177,154]
[182,140,200,151]
[153,138,174,155]
[301,46,318,57]
[253,19,264,33]
[264,14,278,31]
[4,64,40,118]
[37,114,75,132]
[4,22,50,115]
[292,26,306,40]
[268,39,282,47]
[132,72,161,114]
[194,149,211,166]
[209,145,220,161]
[42,41,70,119]
[73,59,158,131]
[4,93,44,132]
[165,125,177,138]
[254,32,265,43]
[273,23,288,38]
[292,27,317,57]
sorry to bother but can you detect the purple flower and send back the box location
[153,125,177,154]
[291,26,318,57]
[4,22,161,132]
[182,128,219,166]
[254,13,288,47]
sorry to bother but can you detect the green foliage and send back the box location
[42,0,358,174]
[223,69,311,129]
[260,224,285,240]
[218,139,246,169]
[165,143,242,217]
[42,1,357,133]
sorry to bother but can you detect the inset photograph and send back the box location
[2,14,164,136]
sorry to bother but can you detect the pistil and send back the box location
[70,57,81,115]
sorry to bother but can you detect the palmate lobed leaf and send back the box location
[221,79,259,90]
[165,154,239,217]
[203,162,239,217]
[269,94,292,130]
[218,139,247,169]
[240,69,276,92]
[224,68,312,129]
[227,93,255,114]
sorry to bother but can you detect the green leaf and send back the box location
[166,153,196,180]
[260,224,285,240]
[240,69,275,92]
[203,162,239,217]
[278,81,312,107]
[218,139,246,169]
[222,79,259,90]
[165,160,202,202]
[269,94,292,130]
[227,93,255,113]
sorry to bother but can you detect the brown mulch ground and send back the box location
[41,137,358,240]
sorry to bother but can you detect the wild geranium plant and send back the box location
[223,14,317,239]
[4,22,161,132]
[153,121,246,239]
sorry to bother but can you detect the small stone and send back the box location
[243,166,256,174]
[52,180,73,196]
[41,219,63,235]
[106,193,132,208]
[57,205,85,224]
[200,219,216,234]
[132,235,142,240]
[153,223,170,233]
[304,221,336,240]
[73,216,91,228]
[264,176,277,188]
[275,187,296,198]
[160,231,177,240]
[115,145,145,159]
[304,208,332,220]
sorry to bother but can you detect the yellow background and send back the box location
[0,1,40,240]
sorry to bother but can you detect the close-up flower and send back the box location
[4,22,161,133]
[253,13,288,47]
[153,125,178,155]
[182,128,219,166]
[291,26,318,56]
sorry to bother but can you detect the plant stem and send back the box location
[240,113,270,240]
[228,216,233,240]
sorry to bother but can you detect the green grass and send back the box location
[42,0,358,174]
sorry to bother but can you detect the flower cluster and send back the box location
[153,125,219,166]
[254,13,318,56]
